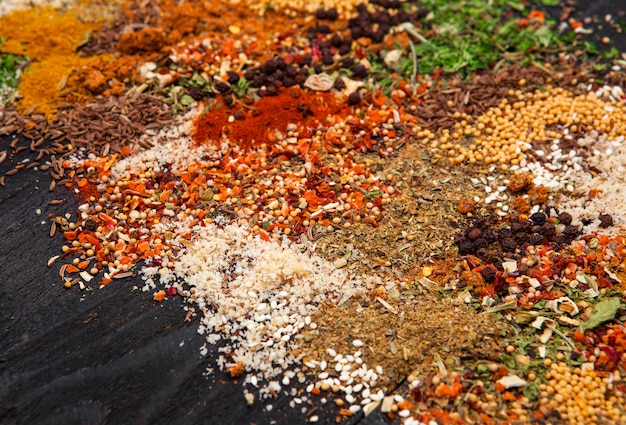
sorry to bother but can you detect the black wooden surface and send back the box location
[1,2,625,423]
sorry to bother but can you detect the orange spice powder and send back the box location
[193,88,347,148]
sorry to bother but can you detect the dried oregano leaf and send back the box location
[580,298,621,332]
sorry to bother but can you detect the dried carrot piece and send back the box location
[153,290,166,302]
[65,264,80,273]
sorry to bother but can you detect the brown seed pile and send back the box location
[51,94,172,157]
[410,65,555,131]
[0,94,173,182]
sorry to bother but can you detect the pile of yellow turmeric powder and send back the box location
[0,3,116,116]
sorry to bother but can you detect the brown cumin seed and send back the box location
[5,168,18,176]
[49,180,56,191]
[0,150,6,164]
[26,162,40,169]
[49,199,65,205]
[50,222,57,237]
[0,176,4,186]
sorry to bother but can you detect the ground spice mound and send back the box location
[0,4,113,116]
[302,291,503,391]
[193,88,346,148]
[117,27,168,54]
[153,221,375,385]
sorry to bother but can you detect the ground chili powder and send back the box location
[193,88,346,148]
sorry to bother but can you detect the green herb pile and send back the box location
[0,45,27,104]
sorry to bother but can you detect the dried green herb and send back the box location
[580,298,621,332]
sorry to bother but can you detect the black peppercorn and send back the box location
[540,222,556,238]
[480,267,496,283]
[483,228,496,243]
[251,75,265,88]
[214,81,231,93]
[294,74,307,85]
[325,8,338,21]
[598,213,613,228]
[558,212,572,226]
[222,94,234,106]
[284,65,297,77]
[315,8,326,20]
[333,78,346,90]
[372,29,386,43]
[476,248,489,260]
[300,54,312,65]
[351,26,364,39]
[83,219,97,232]
[458,240,473,255]
[530,212,547,226]
[351,64,367,79]
[514,232,527,243]
[317,24,331,34]
[341,57,355,68]
[338,45,352,56]
[322,55,334,65]
[520,220,533,232]
[473,238,488,250]
[498,227,512,240]
[226,71,240,85]
[347,91,361,106]
[500,238,516,252]
[529,233,543,245]
[563,225,580,240]
[466,227,482,241]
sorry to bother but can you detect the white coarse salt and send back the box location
[352,339,364,347]
[349,405,361,413]
[399,409,411,418]
[309,416,319,423]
